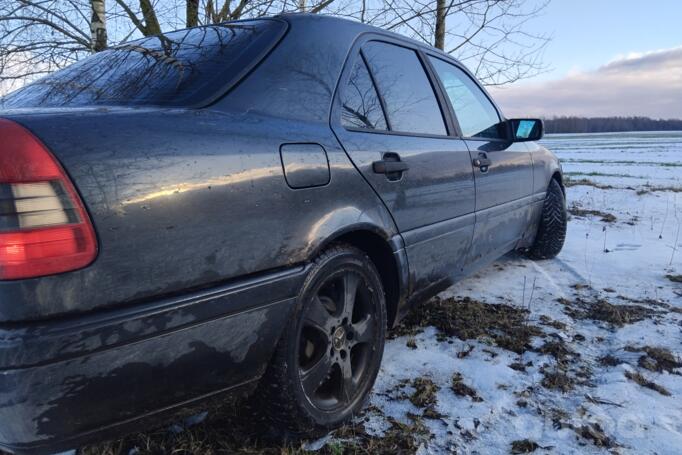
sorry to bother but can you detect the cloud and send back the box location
[488,46,682,119]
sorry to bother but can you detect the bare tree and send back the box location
[186,0,199,26]
[1,0,550,95]
[90,0,107,51]
[0,0,330,89]
[344,0,551,86]
[0,0,92,93]
[434,0,445,49]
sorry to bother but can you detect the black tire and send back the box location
[257,244,387,440]
[528,178,567,259]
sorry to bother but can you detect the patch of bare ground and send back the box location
[540,367,575,392]
[332,415,433,454]
[84,404,436,455]
[564,178,614,190]
[558,296,658,326]
[409,377,440,408]
[615,294,682,314]
[598,354,622,367]
[574,422,616,448]
[538,339,576,364]
[393,296,542,354]
[510,439,542,453]
[509,361,531,372]
[625,346,682,374]
[81,410,304,455]
[540,410,617,449]
[451,372,484,402]
[666,274,682,283]
[568,204,617,222]
[636,184,682,194]
[537,336,592,391]
[624,370,671,396]
[538,314,567,330]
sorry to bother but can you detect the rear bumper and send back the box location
[0,266,305,455]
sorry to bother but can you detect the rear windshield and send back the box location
[0,19,285,108]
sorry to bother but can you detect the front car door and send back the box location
[331,38,476,302]
[426,56,534,267]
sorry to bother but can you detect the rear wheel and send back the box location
[258,244,386,439]
[528,178,567,259]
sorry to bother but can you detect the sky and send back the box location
[488,0,682,119]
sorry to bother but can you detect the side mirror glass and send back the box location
[508,119,543,142]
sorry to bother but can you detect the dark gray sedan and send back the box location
[0,13,566,454]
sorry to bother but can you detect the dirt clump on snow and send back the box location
[564,178,614,190]
[409,377,440,408]
[510,439,541,453]
[393,296,542,354]
[624,370,671,396]
[540,368,574,392]
[626,346,682,374]
[575,422,615,448]
[560,297,657,326]
[568,204,617,222]
[451,372,483,402]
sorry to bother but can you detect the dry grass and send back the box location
[451,372,483,402]
[598,354,621,367]
[510,439,541,453]
[540,369,574,393]
[575,423,615,448]
[338,416,433,454]
[393,296,542,354]
[631,346,682,374]
[409,377,439,408]
[561,297,657,326]
[568,204,617,223]
[538,314,567,330]
[538,340,574,365]
[624,371,671,396]
[83,409,436,455]
[563,178,614,190]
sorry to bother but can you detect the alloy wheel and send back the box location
[298,269,378,410]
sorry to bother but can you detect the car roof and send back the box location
[275,13,459,64]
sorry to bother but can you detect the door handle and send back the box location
[472,153,491,173]
[373,160,409,174]
[373,153,408,181]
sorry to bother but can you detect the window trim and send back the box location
[359,50,392,131]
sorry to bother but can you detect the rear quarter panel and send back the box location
[0,107,397,321]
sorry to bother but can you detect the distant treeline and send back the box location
[543,116,682,134]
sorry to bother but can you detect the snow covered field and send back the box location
[83,132,681,455]
[360,131,682,454]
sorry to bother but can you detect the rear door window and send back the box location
[362,42,446,136]
[428,57,502,139]
[340,57,388,130]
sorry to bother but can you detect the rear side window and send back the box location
[362,42,446,136]
[1,20,285,108]
[428,57,502,139]
[340,57,388,130]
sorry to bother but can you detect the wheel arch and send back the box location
[314,226,407,329]
[551,170,565,197]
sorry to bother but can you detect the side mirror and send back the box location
[507,118,543,142]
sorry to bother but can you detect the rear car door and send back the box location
[332,39,475,297]
[427,56,534,265]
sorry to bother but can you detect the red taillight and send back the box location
[0,119,97,280]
